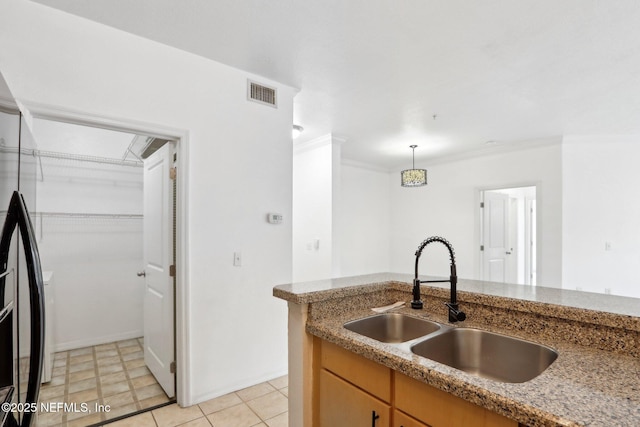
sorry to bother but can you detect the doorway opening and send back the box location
[480,186,537,286]
[26,117,179,425]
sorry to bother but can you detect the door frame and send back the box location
[476,182,540,285]
[18,100,191,406]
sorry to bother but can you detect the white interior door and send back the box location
[143,142,175,398]
[482,191,510,282]
[506,197,519,284]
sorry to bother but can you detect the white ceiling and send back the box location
[32,0,640,169]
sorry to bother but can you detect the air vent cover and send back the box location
[248,80,277,108]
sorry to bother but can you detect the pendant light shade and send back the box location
[401,145,427,187]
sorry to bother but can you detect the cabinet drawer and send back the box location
[394,410,430,427]
[319,369,390,427]
[319,339,391,402]
[395,373,516,427]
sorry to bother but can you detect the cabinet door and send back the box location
[395,373,517,427]
[319,369,390,427]
[320,338,391,402]
[394,410,430,427]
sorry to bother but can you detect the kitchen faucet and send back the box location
[411,236,466,322]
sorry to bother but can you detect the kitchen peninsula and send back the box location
[274,273,640,427]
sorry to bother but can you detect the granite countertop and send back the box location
[274,273,640,321]
[274,273,640,427]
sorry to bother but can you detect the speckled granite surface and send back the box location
[274,273,640,330]
[274,274,640,427]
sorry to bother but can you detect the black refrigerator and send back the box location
[0,192,45,427]
[0,74,45,427]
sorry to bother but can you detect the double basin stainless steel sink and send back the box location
[344,313,558,383]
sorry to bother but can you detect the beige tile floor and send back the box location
[34,338,171,427]
[108,376,289,427]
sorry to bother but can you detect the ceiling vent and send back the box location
[248,80,277,108]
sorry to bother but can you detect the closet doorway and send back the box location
[29,118,177,426]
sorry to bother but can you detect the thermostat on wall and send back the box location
[267,213,283,224]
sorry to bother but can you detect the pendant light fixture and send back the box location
[401,145,427,187]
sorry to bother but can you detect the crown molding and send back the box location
[293,133,347,154]
[0,96,19,114]
[341,158,389,173]
[388,136,563,170]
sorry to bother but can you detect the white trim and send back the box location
[433,137,561,165]
[477,183,540,285]
[0,96,19,113]
[53,330,143,353]
[525,197,535,286]
[293,133,346,154]
[175,132,191,407]
[16,99,192,407]
[563,134,640,144]
[475,181,542,193]
[388,137,563,171]
[341,158,389,173]
[18,99,183,141]
[192,369,288,406]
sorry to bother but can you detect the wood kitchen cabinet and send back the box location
[318,370,391,427]
[395,373,516,427]
[314,338,517,427]
[316,339,391,426]
[393,410,429,427]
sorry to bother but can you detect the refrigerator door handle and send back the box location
[0,191,45,427]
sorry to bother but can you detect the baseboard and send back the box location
[190,367,288,406]
[54,330,143,352]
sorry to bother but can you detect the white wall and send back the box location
[0,71,14,101]
[339,161,390,276]
[33,152,144,351]
[562,135,640,297]
[388,144,563,287]
[0,0,295,404]
[292,137,334,282]
[293,148,390,280]
[0,110,19,202]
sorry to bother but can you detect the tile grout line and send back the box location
[277,389,288,402]
[118,340,143,412]
[149,399,160,427]
[62,350,70,425]
[112,377,289,427]
[92,344,105,424]
[39,341,174,427]
[238,387,286,426]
